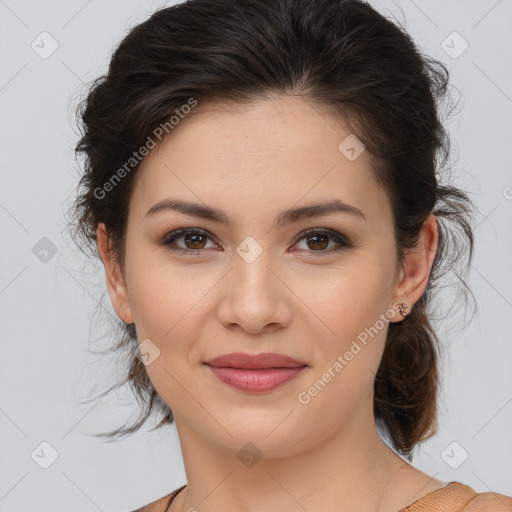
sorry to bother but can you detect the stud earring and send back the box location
[398,302,409,317]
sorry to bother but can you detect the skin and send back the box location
[97,95,442,512]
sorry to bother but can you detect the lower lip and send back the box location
[206,365,306,392]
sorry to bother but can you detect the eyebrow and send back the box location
[145,198,366,226]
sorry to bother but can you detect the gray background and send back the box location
[1,0,511,510]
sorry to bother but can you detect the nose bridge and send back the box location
[232,234,276,299]
[216,234,291,333]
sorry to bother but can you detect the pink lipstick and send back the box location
[204,352,307,392]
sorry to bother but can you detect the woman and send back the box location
[69,0,512,510]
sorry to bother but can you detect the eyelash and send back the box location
[159,227,352,257]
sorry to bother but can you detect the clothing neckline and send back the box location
[165,481,457,511]
[165,484,187,511]
[399,481,456,510]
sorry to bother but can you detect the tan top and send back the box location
[132,481,512,512]
[400,481,512,511]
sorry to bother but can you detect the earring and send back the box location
[398,302,409,317]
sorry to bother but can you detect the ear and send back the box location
[389,215,439,322]
[96,223,134,324]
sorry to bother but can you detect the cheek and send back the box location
[124,257,207,412]
[124,243,207,341]
[123,250,222,397]
[291,271,393,433]
[294,262,393,345]
[294,263,394,393]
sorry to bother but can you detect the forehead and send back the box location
[130,96,393,228]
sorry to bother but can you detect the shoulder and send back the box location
[401,481,512,512]
[129,484,186,512]
[462,489,512,511]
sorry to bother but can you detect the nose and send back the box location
[216,247,293,335]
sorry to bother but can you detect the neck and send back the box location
[172,391,408,512]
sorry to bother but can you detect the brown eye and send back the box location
[183,232,207,250]
[292,228,351,255]
[305,233,329,251]
[161,228,218,254]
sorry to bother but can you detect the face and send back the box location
[98,95,437,457]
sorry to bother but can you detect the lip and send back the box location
[206,366,307,392]
[203,352,308,392]
[204,352,307,369]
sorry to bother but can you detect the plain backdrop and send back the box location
[1,0,511,510]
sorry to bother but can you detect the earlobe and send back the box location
[389,215,439,322]
[96,223,134,324]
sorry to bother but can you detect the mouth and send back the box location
[203,352,308,392]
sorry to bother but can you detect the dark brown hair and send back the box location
[68,0,475,460]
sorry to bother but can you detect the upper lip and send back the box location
[204,352,307,369]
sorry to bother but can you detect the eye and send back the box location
[291,228,352,255]
[159,227,351,256]
[160,228,219,255]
